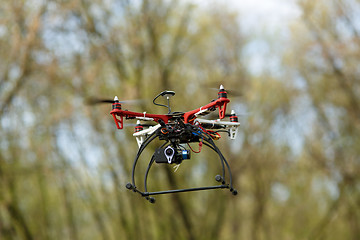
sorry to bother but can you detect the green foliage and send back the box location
[0,0,359,239]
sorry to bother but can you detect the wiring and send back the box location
[152,90,175,114]
[187,138,203,153]
[213,129,230,137]
[198,125,221,140]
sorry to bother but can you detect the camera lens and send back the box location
[165,148,174,156]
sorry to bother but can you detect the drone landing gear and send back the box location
[126,182,237,203]
[125,125,238,203]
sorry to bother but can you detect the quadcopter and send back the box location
[99,85,240,203]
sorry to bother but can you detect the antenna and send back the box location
[153,90,176,114]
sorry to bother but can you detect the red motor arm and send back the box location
[110,109,172,129]
[110,92,230,129]
[183,97,230,123]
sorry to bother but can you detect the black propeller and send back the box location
[86,97,144,105]
[124,123,156,127]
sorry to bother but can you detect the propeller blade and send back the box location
[86,98,116,104]
[124,123,156,127]
[86,97,145,105]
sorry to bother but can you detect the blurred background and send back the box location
[0,0,359,239]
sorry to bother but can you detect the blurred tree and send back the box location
[283,0,360,239]
[1,0,359,240]
[0,0,247,239]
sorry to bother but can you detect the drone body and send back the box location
[109,85,239,203]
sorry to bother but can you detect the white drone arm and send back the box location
[133,124,161,148]
[195,118,240,140]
